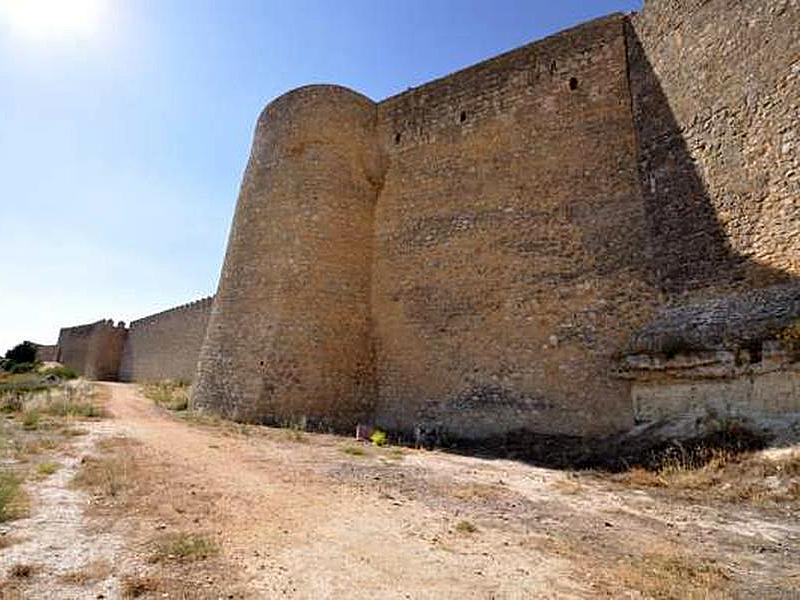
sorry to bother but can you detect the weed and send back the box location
[620,445,800,506]
[342,445,367,457]
[455,520,478,534]
[42,400,104,418]
[370,429,388,447]
[149,532,217,563]
[36,461,59,476]
[285,429,307,443]
[0,472,25,521]
[616,552,729,599]
[21,409,40,430]
[385,447,405,460]
[59,560,111,586]
[62,427,89,437]
[121,575,160,598]
[9,563,36,578]
[73,454,133,498]
[0,393,23,413]
[551,477,584,495]
[451,483,502,501]
[142,381,189,411]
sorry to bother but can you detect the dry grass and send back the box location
[618,446,800,505]
[284,428,308,443]
[455,520,478,534]
[615,552,730,599]
[550,477,584,495]
[8,563,37,579]
[142,381,189,411]
[176,410,225,428]
[36,461,59,477]
[0,471,27,522]
[72,438,137,499]
[21,409,40,430]
[61,426,89,437]
[59,560,112,586]
[450,482,504,501]
[341,445,368,457]
[2,383,107,430]
[149,532,217,563]
[121,575,160,598]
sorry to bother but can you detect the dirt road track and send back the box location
[106,383,589,598]
[6,383,798,598]
[103,383,800,598]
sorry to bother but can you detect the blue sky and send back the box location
[0,0,641,354]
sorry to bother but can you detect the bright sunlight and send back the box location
[0,0,105,39]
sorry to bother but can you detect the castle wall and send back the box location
[57,320,127,381]
[193,86,383,427]
[628,0,800,294]
[33,344,58,363]
[188,1,800,439]
[119,297,213,383]
[371,15,658,438]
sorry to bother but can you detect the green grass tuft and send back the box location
[149,532,217,563]
[36,462,59,476]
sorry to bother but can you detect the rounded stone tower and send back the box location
[192,85,383,429]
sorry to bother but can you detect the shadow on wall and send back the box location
[624,22,794,296]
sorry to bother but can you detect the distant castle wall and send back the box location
[119,297,213,383]
[57,320,127,381]
[33,344,58,363]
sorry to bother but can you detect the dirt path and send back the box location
[4,383,799,598]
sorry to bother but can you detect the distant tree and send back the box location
[5,341,38,365]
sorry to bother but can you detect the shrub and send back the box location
[5,342,37,366]
[142,381,189,411]
[370,429,388,447]
[39,365,78,380]
[9,362,36,374]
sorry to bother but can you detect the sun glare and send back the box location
[0,0,104,39]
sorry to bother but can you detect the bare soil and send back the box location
[2,383,799,598]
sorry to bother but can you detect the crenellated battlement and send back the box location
[129,296,215,330]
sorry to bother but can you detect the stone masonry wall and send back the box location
[193,86,383,428]
[190,1,799,439]
[57,320,127,381]
[33,344,58,362]
[192,15,662,438]
[628,0,800,294]
[372,15,657,438]
[119,297,213,383]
